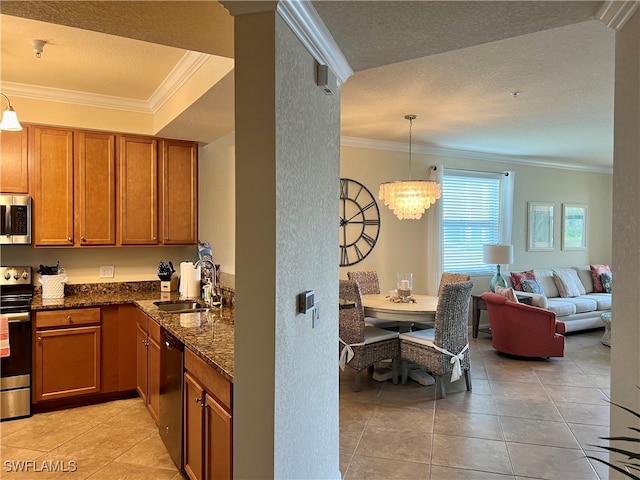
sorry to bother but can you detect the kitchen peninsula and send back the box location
[29,283,234,479]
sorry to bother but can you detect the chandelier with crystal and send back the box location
[379,115,441,220]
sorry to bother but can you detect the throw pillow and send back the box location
[510,270,536,291]
[495,285,519,303]
[590,264,611,293]
[553,269,582,298]
[600,271,612,293]
[521,279,545,296]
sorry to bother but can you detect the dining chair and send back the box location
[339,279,400,391]
[346,270,404,330]
[438,272,471,296]
[399,280,473,398]
[411,272,471,331]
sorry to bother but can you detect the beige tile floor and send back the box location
[0,329,610,480]
[0,397,184,479]
[340,329,612,480]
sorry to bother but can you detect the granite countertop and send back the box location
[31,290,234,382]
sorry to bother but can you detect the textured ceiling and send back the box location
[0,1,615,170]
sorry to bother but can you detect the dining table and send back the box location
[361,293,439,386]
[361,294,438,324]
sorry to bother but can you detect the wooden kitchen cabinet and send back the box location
[135,307,160,424]
[101,304,137,393]
[32,126,74,246]
[34,308,102,402]
[0,128,29,193]
[160,139,198,245]
[118,135,158,245]
[75,131,116,245]
[184,348,232,480]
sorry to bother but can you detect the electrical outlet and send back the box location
[99,265,114,278]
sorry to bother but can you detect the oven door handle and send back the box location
[4,312,30,323]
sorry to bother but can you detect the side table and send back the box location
[601,312,611,347]
[471,295,487,338]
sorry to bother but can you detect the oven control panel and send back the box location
[0,266,32,286]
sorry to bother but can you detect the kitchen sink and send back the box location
[154,301,209,314]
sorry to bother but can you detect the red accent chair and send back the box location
[480,292,566,358]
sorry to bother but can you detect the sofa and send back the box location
[501,265,611,333]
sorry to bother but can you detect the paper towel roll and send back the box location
[179,262,201,297]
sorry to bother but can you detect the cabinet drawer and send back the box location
[36,307,101,329]
[185,348,232,411]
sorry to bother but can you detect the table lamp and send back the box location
[483,244,514,292]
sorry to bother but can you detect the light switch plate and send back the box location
[99,265,115,278]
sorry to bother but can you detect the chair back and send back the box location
[347,270,380,295]
[438,272,471,297]
[434,281,473,355]
[339,280,366,344]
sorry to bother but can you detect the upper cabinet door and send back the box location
[76,132,116,245]
[32,127,74,246]
[160,139,198,245]
[118,135,158,245]
[0,129,29,194]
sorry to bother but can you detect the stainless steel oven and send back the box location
[0,266,33,420]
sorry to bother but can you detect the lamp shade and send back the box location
[483,244,513,265]
[0,107,22,131]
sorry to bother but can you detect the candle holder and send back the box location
[396,272,413,302]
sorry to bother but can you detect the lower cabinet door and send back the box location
[184,372,205,480]
[205,393,232,480]
[35,326,101,402]
[147,335,161,424]
[135,324,148,403]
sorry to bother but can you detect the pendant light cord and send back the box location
[405,114,417,180]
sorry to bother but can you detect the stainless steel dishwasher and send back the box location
[159,328,184,470]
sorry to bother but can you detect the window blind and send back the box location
[442,169,505,275]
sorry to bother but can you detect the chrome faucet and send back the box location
[194,257,218,305]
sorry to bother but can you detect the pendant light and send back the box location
[379,115,441,220]
[0,93,23,131]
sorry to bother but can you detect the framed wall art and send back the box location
[562,203,587,251]
[528,202,555,251]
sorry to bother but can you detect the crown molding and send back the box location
[277,0,353,84]
[148,52,213,112]
[596,1,640,30]
[1,51,210,114]
[340,136,613,175]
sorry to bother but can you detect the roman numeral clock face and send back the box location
[339,178,381,267]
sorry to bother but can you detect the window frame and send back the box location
[441,168,511,276]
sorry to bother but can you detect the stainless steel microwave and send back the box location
[0,195,31,244]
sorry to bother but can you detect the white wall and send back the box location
[611,7,640,473]
[199,132,236,274]
[233,10,341,479]
[340,144,612,296]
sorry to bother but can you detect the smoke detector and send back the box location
[31,39,47,58]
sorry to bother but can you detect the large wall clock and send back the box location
[339,178,381,267]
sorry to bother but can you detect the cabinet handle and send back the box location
[68,237,73,242]
[81,236,86,242]
[67,315,73,323]
[164,236,169,240]
[37,336,42,342]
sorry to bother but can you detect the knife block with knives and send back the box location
[158,261,179,292]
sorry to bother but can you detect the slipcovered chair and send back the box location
[399,281,473,398]
[346,270,403,331]
[481,292,566,358]
[339,280,400,391]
